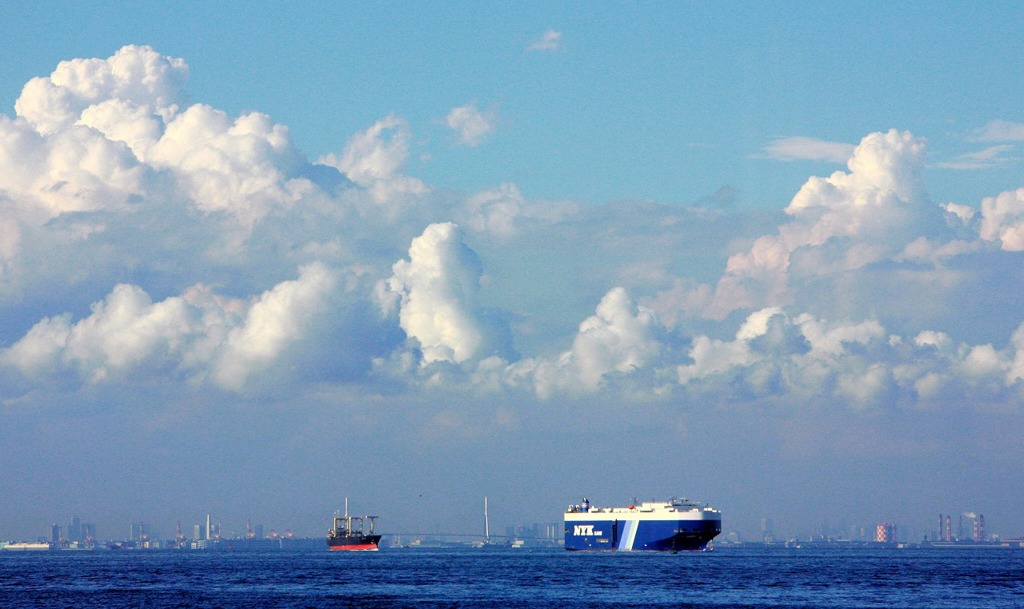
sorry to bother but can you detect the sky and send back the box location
[1,2,1023,543]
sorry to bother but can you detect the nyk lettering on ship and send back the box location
[573,525,602,536]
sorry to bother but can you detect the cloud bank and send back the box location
[1,45,1022,421]
[2,263,335,391]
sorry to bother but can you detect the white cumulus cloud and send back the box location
[2,46,1024,424]
[149,104,305,227]
[381,223,491,365]
[518,287,661,397]
[0,115,148,219]
[14,45,187,135]
[456,182,579,239]
[446,103,495,147]
[1,264,336,392]
[706,129,931,318]
[979,188,1024,251]
[670,308,1024,410]
[318,114,427,205]
[1,43,317,267]
[212,262,337,390]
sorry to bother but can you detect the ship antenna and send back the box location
[345,497,349,518]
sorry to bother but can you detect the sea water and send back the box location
[2,546,1022,608]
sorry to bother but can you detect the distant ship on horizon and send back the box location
[564,496,721,551]
[327,499,381,551]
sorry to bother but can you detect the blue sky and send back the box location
[1,3,1023,543]
[4,3,1022,207]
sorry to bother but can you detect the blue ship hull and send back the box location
[564,518,720,551]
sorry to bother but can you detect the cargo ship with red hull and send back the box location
[327,501,381,551]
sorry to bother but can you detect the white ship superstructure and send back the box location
[564,497,721,551]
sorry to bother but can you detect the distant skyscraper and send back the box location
[51,524,61,544]
[69,516,82,543]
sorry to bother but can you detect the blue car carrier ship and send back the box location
[564,497,721,551]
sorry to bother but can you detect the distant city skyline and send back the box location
[1,4,1023,543]
[7,503,1011,548]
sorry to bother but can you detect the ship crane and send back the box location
[327,497,382,550]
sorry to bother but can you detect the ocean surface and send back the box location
[2,545,1022,608]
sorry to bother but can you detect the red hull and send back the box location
[327,512,381,551]
[328,542,379,551]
